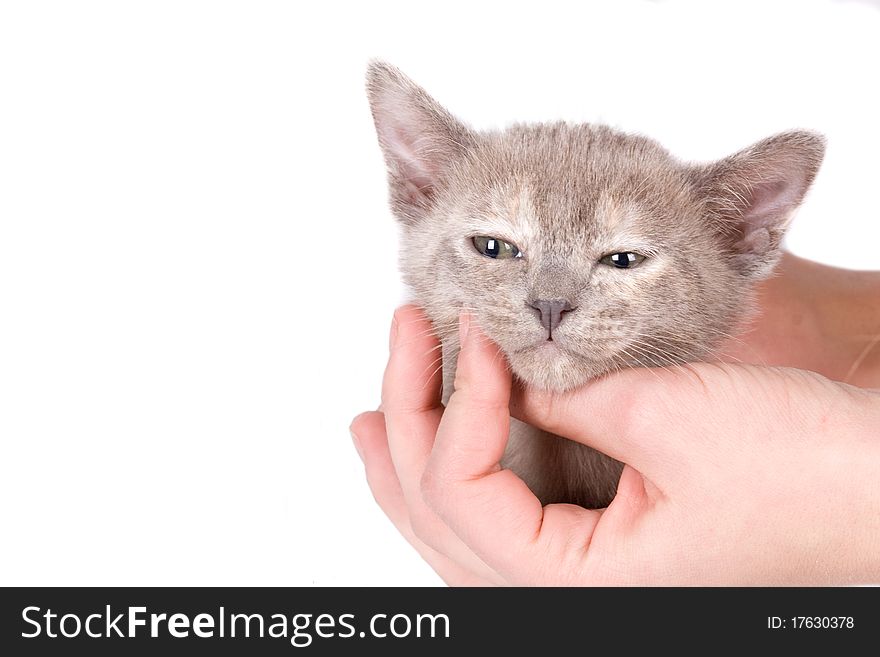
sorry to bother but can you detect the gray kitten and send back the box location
[366,61,825,508]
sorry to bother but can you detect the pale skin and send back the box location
[351,253,880,585]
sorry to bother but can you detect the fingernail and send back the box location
[350,429,364,462]
[458,311,470,347]
[389,311,400,351]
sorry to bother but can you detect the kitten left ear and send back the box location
[366,61,475,223]
[695,131,825,278]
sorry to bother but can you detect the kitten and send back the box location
[366,61,825,508]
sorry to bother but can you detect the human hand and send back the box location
[351,306,880,585]
[716,253,880,388]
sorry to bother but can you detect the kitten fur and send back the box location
[366,61,825,508]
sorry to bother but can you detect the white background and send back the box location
[1,0,879,586]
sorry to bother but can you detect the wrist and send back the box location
[835,390,880,584]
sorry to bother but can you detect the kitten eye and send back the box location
[472,236,523,260]
[600,252,646,269]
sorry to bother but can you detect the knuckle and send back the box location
[529,389,566,434]
[408,510,436,544]
[606,374,666,439]
[419,465,445,510]
[617,398,655,441]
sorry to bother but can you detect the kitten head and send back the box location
[367,61,825,392]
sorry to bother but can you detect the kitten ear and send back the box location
[366,61,474,222]
[695,131,825,278]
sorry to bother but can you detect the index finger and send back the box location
[421,314,605,582]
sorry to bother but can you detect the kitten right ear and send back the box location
[694,130,825,279]
[366,61,473,222]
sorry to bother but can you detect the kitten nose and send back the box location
[528,299,574,338]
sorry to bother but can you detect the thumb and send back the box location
[509,364,721,474]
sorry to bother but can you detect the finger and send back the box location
[381,305,444,499]
[378,307,508,581]
[351,411,498,586]
[508,364,696,472]
[423,315,606,583]
[351,411,413,530]
[382,304,444,414]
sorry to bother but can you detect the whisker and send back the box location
[844,333,880,384]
